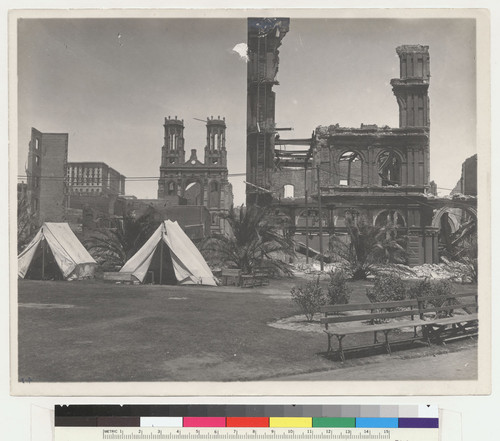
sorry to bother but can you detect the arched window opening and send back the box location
[339,151,363,186]
[211,212,219,226]
[283,184,295,198]
[375,210,406,228]
[344,209,360,227]
[184,181,203,205]
[378,151,402,186]
[167,181,176,196]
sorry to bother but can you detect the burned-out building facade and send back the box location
[157,116,233,235]
[249,28,443,265]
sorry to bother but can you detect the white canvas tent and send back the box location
[120,220,217,286]
[18,223,97,281]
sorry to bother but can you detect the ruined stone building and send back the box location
[25,127,69,226]
[246,18,290,206]
[157,116,233,235]
[247,20,445,265]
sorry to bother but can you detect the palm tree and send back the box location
[199,205,295,276]
[83,208,160,270]
[329,216,407,280]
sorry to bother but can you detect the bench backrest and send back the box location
[320,299,419,327]
[221,269,242,277]
[416,292,478,317]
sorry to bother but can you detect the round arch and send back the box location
[336,148,367,164]
[183,178,205,206]
[431,206,477,231]
[373,209,407,227]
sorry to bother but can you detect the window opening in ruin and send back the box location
[339,151,362,186]
[35,155,40,166]
[184,181,202,205]
[378,151,402,186]
[167,181,176,196]
[283,184,294,198]
[209,181,219,208]
[35,139,39,150]
[169,157,175,164]
[375,210,406,228]
[345,209,360,227]
[211,212,218,225]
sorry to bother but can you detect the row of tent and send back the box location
[18,221,218,286]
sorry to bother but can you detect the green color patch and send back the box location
[312,418,356,428]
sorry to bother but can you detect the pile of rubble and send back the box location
[293,260,474,283]
[293,262,344,276]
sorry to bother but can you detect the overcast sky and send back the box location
[17,17,476,204]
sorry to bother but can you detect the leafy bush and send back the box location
[407,278,434,299]
[366,274,407,303]
[407,278,455,300]
[326,271,351,306]
[408,278,457,318]
[290,277,326,322]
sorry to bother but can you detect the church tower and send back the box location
[158,116,185,198]
[204,116,227,167]
[162,116,185,166]
[391,45,430,128]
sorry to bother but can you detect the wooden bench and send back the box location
[321,299,426,362]
[103,272,134,283]
[417,292,478,345]
[241,268,271,288]
[321,292,478,361]
[221,268,242,286]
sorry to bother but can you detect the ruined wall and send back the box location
[246,18,290,205]
[462,154,477,196]
[271,169,314,200]
[27,128,68,226]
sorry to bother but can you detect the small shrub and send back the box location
[366,274,407,303]
[407,278,434,299]
[326,271,351,306]
[290,277,326,322]
[408,278,456,318]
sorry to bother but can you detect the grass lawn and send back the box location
[17,277,478,382]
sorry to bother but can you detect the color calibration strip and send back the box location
[55,405,438,429]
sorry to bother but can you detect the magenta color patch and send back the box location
[183,417,226,427]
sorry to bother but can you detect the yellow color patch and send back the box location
[269,417,313,428]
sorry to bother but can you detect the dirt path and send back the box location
[274,346,477,381]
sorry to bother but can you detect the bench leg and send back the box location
[336,335,346,362]
[383,330,392,355]
[422,326,431,346]
[374,331,379,344]
[326,333,333,353]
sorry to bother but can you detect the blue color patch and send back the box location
[356,418,399,428]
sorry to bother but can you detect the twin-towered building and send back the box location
[157,115,233,234]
